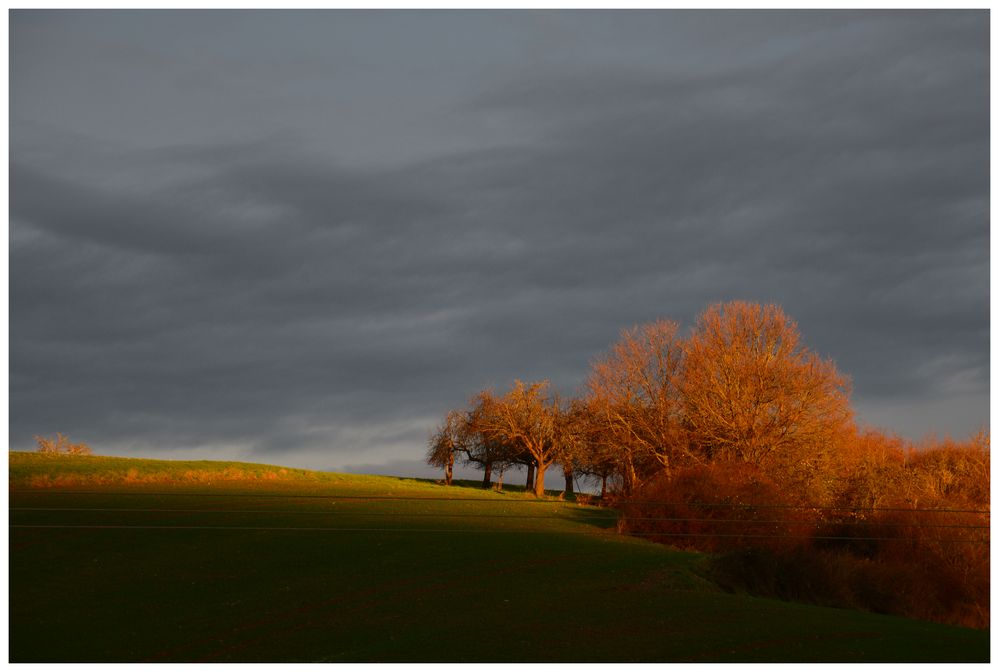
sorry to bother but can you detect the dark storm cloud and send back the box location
[10,10,988,471]
[455,11,989,405]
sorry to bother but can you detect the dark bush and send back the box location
[619,445,989,629]
[706,541,988,629]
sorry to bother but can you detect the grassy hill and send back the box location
[8,451,989,662]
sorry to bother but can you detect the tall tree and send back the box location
[572,398,623,498]
[680,301,853,481]
[585,320,691,493]
[554,398,591,498]
[470,380,561,497]
[461,425,518,489]
[426,410,465,486]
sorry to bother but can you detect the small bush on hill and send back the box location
[34,433,92,456]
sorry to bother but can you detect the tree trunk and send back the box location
[496,466,505,492]
[623,459,637,496]
[445,454,453,486]
[600,474,607,498]
[525,462,535,493]
[563,465,574,498]
[533,462,546,497]
[482,461,493,488]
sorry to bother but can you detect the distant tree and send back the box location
[576,446,618,499]
[469,381,562,497]
[426,411,466,486]
[34,433,92,456]
[461,429,518,489]
[835,427,911,511]
[680,302,853,488]
[572,399,622,498]
[433,395,518,489]
[429,396,538,490]
[585,320,691,493]
[907,430,990,508]
[493,461,509,492]
[553,398,590,498]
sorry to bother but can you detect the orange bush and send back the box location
[619,429,990,628]
[34,433,92,456]
[619,460,816,553]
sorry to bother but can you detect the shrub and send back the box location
[619,460,816,553]
[619,435,990,629]
[707,539,988,629]
[34,433,92,456]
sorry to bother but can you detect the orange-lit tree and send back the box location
[427,405,520,488]
[585,320,692,494]
[35,433,92,456]
[835,427,911,511]
[469,380,562,497]
[680,302,853,497]
[463,395,520,488]
[572,411,621,498]
[908,430,990,508]
[552,397,590,498]
[426,410,466,486]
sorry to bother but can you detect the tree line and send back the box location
[425,300,989,628]
[427,301,854,500]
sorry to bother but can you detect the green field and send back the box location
[8,452,989,662]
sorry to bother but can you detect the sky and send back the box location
[9,10,990,481]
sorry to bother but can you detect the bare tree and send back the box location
[426,410,466,486]
[585,320,691,493]
[35,433,92,456]
[553,398,591,498]
[463,434,518,489]
[428,404,521,489]
[680,301,853,479]
[572,399,622,498]
[469,381,561,497]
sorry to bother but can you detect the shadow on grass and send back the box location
[399,477,620,531]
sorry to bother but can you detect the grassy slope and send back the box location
[8,452,989,663]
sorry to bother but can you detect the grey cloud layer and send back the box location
[10,10,988,468]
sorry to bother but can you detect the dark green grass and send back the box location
[9,453,989,662]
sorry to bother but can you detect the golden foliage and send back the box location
[426,409,466,485]
[585,320,690,491]
[469,380,562,496]
[425,299,988,627]
[34,433,92,456]
[681,302,853,480]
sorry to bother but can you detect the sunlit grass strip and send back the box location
[10,506,614,519]
[8,490,582,502]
